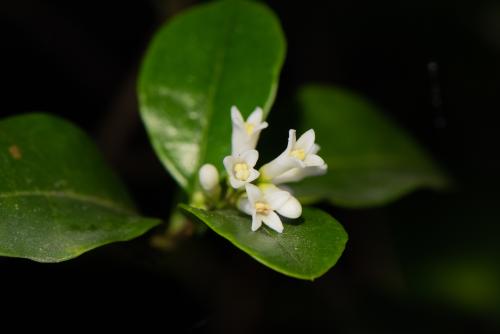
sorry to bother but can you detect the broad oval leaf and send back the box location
[180,204,348,280]
[292,85,450,208]
[0,113,161,262]
[139,0,285,191]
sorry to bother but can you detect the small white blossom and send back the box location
[271,144,327,184]
[231,106,268,155]
[238,184,302,233]
[260,129,326,182]
[198,163,220,193]
[272,164,327,184]
[223,149,260,189]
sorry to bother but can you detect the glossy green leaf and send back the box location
[139,0,285,191]
[180,204,347,280]
[0,113,161,262]
[292,85,450,208]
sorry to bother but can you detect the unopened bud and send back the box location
[199,164,219,193]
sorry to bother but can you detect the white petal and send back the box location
[272,164,327,184]
[247,107,263,124]
[231,106,244,127]
[271,168,303,184]
[306,164,328,176]
[198,164,219,192]
[304,153,325,167]
[295,129,315,151]
[311,143,321,155]
[254,122,268,131]
[302,164,327,177]
[260,155,302,181]
[245,183,262,204]
[286,129,297,152]
[247,168,260,183]
[229,176,245,189]
[262,211,283,233]
[276,196,302,219]
[241,149,259,167]
[265,189,291,210]
[251,214,262,231]
[247,130,264,152]
[277,184,294,194]
[223,156,235,175]
[237,196,252,215]
[232,134,251,155]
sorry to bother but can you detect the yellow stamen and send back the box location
[234,163,250,181]
[255,201,271,215]
[244,122,255,135]
[290,148,306,160]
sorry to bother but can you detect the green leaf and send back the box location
[292,84,450,208]
[180,204,347,280]
[0,113,161,262]
[138,0,285,191]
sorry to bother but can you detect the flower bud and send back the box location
[199,164,219,193]
[276,196,302,219]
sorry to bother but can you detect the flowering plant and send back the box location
[0,0,447,281]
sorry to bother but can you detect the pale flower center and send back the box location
[244,122,255,135]
[234,163,250,181]
[290,148,306,160]
[255,201,271,215]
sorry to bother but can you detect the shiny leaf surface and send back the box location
[181,204,347,280]
[0,113,160,262]
[139,0,285,190]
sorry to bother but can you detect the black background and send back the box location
[1,0,499,332]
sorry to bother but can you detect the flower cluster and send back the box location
[198,106,327,233]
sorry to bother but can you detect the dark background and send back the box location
[1,0,499,332]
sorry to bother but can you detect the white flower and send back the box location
[223,149,260,189]
[271,143,328,184]
[272,164,327,184]
[198,163,220,193]
[238,184,302,233]
[260,129,326,182]
[231,106,268,155]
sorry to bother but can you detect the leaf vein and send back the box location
[195,4,237,188]
[262,226,303,268]
[0,190,134,215]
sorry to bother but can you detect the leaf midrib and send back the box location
[261,226,305,271]
[0,190,135,215]
[194,3,237,189]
